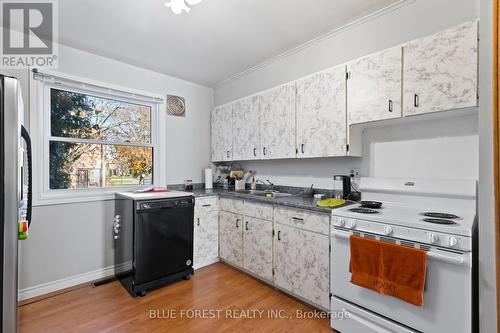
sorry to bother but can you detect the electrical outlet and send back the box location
[349,168,360,178]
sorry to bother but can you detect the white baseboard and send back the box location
[18,265,115,301]
[19,258,221,301]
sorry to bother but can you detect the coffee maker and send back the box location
[333,175,351,200]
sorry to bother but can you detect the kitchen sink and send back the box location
[235,189,293,198]
[254,192,292,198]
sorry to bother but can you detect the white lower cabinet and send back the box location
[274,223,330,310]
[193,197,219,269]
[219,210,243,267]
[217,199,329,310]
[193,210,219,268]
[243,217,273,282]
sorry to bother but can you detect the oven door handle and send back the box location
[332,229,351,240]
[331,229,471,268]
[427,251,470,267]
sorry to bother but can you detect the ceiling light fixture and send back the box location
[164,0,202,15]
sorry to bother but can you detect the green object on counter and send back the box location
[316,198,346,208]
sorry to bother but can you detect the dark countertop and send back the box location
[189,188,350,213]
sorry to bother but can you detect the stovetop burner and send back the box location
[349,208,380,214]
[422,212,460,219]
[422,218,457,225]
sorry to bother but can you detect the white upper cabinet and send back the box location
[211,104,233,162]
[296,66,347,158]
[347,47,403,125]
[259,83,297,160]
[403,21,478,116]
[232,96,260,160]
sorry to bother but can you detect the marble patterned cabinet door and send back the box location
[193,210,219,269]
[211,104,233,162]
[296,65,347,158]
[232,96,260,160]
[274,224,330,310]
[219,211,243,267]
[403,21,478,116]
[243,217,273,282]
[259,83,297,160]
[347,47,403,125]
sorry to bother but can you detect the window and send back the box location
[48,88,155,190]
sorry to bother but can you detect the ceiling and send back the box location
[58,0,399,87]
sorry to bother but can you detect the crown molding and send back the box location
[214,0,415,89]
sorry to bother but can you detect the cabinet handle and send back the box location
[202,204,211,207]
[253,148,257,156]
[292,217,304,224]
[245,221,249,231]
[388,99,393,112]
[226,150,230,158]
[236,219,240,228]
[414,94,419,107]
[301,144,305,154]
[263,147,266,156]
[277,230,281,241]
[197,218,200,226]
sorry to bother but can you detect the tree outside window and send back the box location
[49,88,154,189]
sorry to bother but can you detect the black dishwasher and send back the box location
[114,194,195,297]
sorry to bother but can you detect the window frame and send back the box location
[31,73,163,205]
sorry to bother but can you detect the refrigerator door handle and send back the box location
[21,125,32,227]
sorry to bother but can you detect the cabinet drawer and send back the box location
[244,201,273,221]
[220,198,244,214]
[195,197,218,213]
[274,206,330,235]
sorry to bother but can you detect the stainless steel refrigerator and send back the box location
[1,74,32,332]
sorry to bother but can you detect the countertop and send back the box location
[116,190,194,200]
[189,188,349,213]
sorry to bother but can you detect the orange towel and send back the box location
[349,235,427,306]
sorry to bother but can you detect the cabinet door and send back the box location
[193,210,219,268]
[296,66,347,158]
[243,217,273,281]
[347,47,402,125]
[232,96,260,160]
[211,104,233,162]
[219,211,243,267]
[274,224,329,309]
[259,84,296,160]
[403,21,478,116]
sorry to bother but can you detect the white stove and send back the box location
[330,177,477,333]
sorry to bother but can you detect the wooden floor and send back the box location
[18,263,332,333]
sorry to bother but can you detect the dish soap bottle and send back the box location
[250,177,257,190]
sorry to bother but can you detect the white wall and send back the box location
[4,43,214,293]
[478,0,497,331]
[362,113,479,179]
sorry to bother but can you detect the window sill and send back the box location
[33,186,155,207]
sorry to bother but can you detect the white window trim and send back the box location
[30,71,165,206]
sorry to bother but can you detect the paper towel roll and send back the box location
[205,168,213,189]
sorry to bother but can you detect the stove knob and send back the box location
[383,226,393,235]
[428,233,439,244]
[347,219,357,229]
[448,237,458,247]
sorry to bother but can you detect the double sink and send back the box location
[235,189,294,199]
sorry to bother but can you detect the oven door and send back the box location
[331,228,472,333]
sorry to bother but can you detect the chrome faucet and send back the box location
[256,179,275,190]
